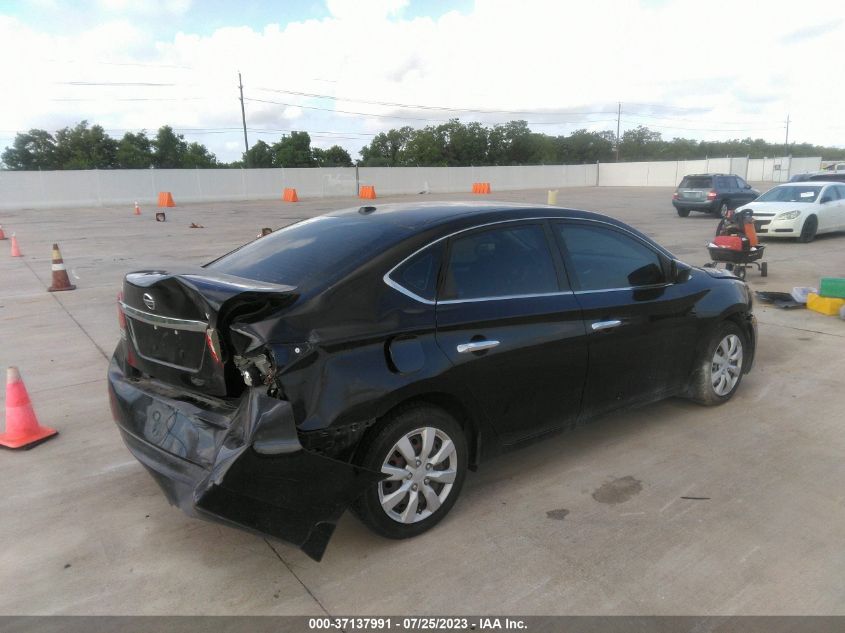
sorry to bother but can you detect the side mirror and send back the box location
[744,184,752,189]
[671,260,692,283]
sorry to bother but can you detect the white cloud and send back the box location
[2,0,845,161]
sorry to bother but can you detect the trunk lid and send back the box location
[121,268,297,397]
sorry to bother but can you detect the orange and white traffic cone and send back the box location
[134,201,141,216]
[0,367,58,449]
[48,243,76,292]
[0,225,7,240]
[10,234,21,257]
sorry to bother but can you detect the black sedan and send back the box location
[108,202,757,561]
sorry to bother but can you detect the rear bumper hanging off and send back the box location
[107,357,383,561]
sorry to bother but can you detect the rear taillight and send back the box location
[117,291,137,367]
[672,192,679,199]
[205,328,222,364]
[707,190,717,200]
[117,292,127,339]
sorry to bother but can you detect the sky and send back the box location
[1,0,844,162]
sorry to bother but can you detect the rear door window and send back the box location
[554,222,666,291]
[441,224,560,301]
[680,176,712,188]
[387,243,443,302]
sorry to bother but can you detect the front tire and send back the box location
[688,321,747,406]
[352,404,468,539]
[798,215,818,243]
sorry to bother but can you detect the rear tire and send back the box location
[351,404,468,540]
[717,201,729,217]
[760,262,768,277]
[798,215,818,243]
[676,208,690,218]
[688,321,747,406]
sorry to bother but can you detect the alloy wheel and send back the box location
[711,334,743,396]
[378,427,457,524]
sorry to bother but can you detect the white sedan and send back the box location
[739,182,845,242]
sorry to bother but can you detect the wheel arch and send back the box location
[354,391,486,470]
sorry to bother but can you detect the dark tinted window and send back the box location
[736,176,749,189]
[442,224,559,300]
[715,176,732,190]
[389,243,443,301]
[824,186,840,201]
[679,176,712,188]
[207,216,393,286]
[556,223,665,291]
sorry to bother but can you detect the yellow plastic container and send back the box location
[806,292,845,316]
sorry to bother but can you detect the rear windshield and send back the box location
[756,185,822,203]
[679,176,712,188]
[206,216,394,286]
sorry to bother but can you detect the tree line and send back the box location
[3,119,843,171]
[0,122,354,170]
[357,120,845,166]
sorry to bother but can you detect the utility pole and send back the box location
[784,113,790,156]
[615,101,622,162]
[238,71,249,163]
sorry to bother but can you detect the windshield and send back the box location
[757,186,822,203]
[206,216,395,286]
[679,176,712,188]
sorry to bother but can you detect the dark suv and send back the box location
[672,174,759,217]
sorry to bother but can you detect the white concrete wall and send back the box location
[0,157,820,210]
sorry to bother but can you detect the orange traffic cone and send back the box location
[158,192,175,207]
[0,225,6,240]
[48,243,76,292]
[0,367,58,449]
[134,201,141,215]
[10,234,21,257]
[359,185,376,199]
[282,188,299,202]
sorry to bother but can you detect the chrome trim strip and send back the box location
[438,290,575,305]
[573,282,672,295]
[383,275,436,305]
[382,215,673,306]
[119,302,208,332]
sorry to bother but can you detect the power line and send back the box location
[58,81,179,87]
[254,87,614,117]
[246,97,624,127]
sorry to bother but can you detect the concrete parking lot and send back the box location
[1,185,844,615]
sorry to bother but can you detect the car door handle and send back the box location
[456,340,500,353]
[591,320,622,332]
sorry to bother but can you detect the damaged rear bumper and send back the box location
[107,356,382,561]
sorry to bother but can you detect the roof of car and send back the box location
[682,173,735,177]
[324,201,674,259]
[327,201,608,230]
[776,180,838,186]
